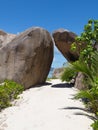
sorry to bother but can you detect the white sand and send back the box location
[0,79,93,130]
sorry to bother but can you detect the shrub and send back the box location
[0,80,24,111]
[0,88,11,110]
[91,120,98,130]
[75,86,98,113]
[61,64,77,82]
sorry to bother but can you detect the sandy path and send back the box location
[0,79,93,130]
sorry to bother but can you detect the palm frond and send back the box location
[75,90,94,101]
[72,61,93,81]
[61,64,76,82]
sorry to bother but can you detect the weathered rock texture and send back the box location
[0,27,53,89]
[0,30,16,47]
[74,72,85,90]
[53,29,79,62]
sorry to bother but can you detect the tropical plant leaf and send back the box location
[61,64,76,82]
[75,90,94,101]
[72,61,93,80]
[91,51,98,76]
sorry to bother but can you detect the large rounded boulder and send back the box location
[0,27,54,89]
[53,29,79,62]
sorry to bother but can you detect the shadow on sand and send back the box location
[60,107,97,120]
[51,83,73,88]
[26,82,52,90]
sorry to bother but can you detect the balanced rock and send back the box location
[53,29,79,62]
[0,27,53,89]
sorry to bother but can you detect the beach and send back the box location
[0,79,93,130]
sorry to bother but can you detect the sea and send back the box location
[48,47,67,78]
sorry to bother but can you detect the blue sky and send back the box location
[0,0,98,68]
[0,0,98,34]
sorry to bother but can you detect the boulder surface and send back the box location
[0,30,16,47]
[74,72,85,90]
[0,27,53,89]
[53,29,78,62]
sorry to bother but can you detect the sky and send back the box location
[0,0,98,34]
[0,0,98,68]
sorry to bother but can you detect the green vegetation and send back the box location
[0,80,24,111]
[61,63,77,82]
[91,120,98,130]
[61,19,98,130]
